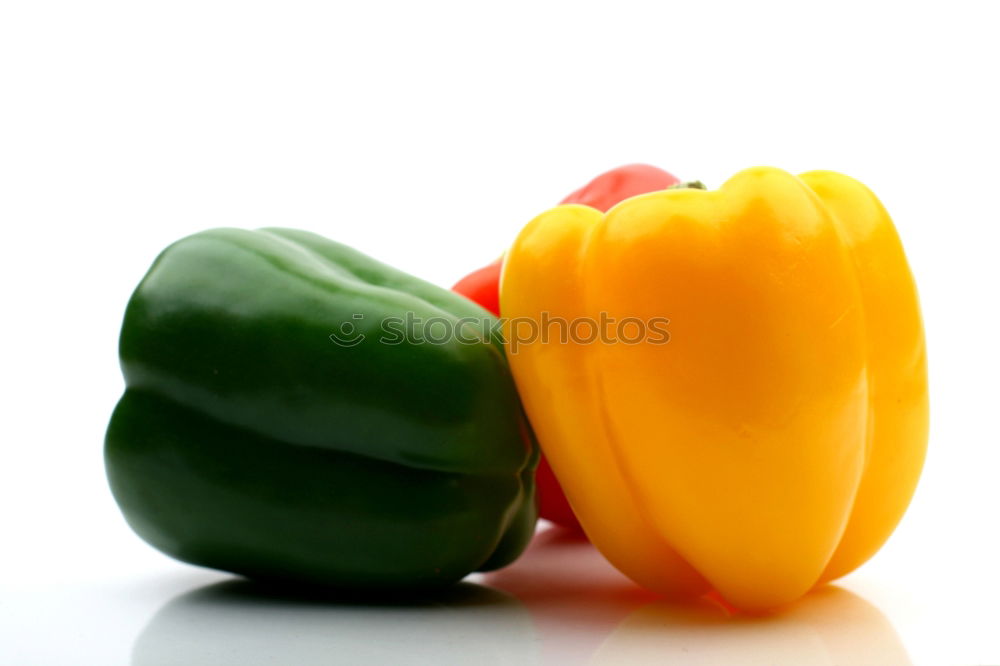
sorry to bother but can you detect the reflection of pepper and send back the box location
[134,580,539,665]
[594,587,912,663]
[484,524,649,664]
[106,228,537,589]
[453,164,680,529]
[501,167,928,610]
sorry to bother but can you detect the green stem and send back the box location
[667,180,707,190]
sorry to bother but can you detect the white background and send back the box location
[2,2,999,664]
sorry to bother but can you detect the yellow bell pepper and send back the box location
[500,167,928,611]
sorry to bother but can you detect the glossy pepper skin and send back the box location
[106,228,538,590]
[559,163,681,211]
[453,164,680,530]
[500,167,928,611]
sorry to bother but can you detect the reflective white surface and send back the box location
[132,581,536,666]
[3,522,995,665]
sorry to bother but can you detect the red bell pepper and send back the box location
[452,164,680,531]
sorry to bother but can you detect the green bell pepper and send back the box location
[105,227,538,590]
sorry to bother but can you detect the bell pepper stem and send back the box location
[667,180,708,190]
